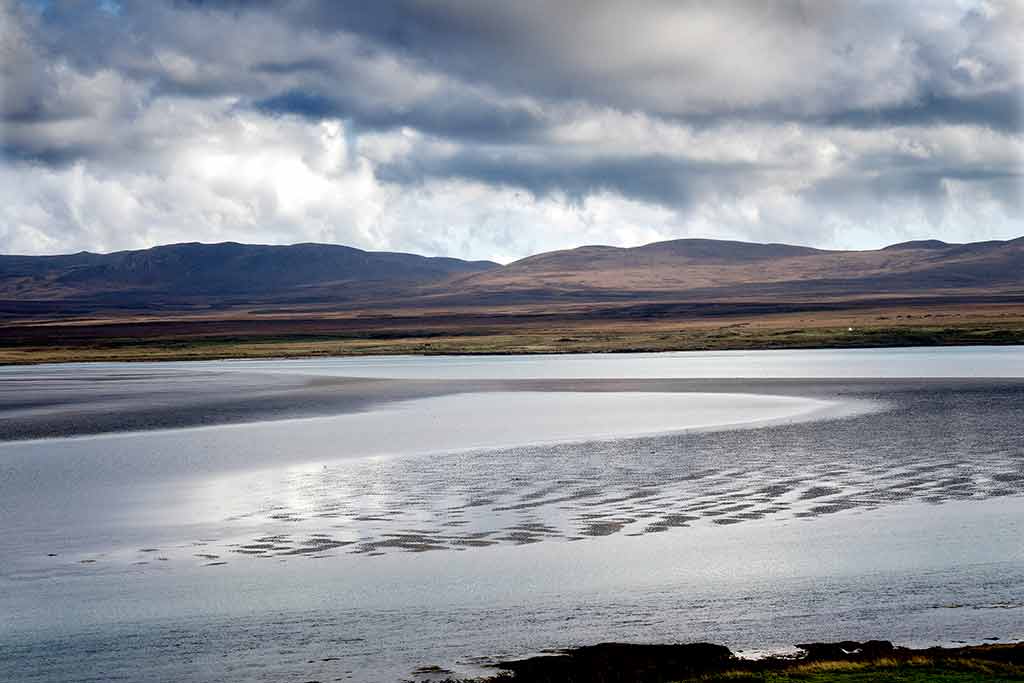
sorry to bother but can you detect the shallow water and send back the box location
[221,346,1024,378]
[7,344,1023,382]
[1,347,1022,682]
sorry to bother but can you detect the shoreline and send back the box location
[434,640,1024,682]
[2,317,1024,366]
[4,336,1024,367]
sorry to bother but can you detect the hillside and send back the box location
[0,242,498,312]
[444,237,1024,302]
[3,238,1023,315]
[1,236,1023,364]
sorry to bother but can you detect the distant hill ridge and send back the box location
[0,241,499,301]
[0,236,1021,313]
[451,235,1024,300]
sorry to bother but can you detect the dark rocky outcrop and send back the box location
[495,642,734,683]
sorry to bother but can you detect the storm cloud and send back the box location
[1,0,1021,259]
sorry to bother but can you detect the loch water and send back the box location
[1,347,1022,682]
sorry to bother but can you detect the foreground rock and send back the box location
[495,642,733,683]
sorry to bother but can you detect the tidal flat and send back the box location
[1,347,1022,681]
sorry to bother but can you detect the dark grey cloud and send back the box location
[254,86,546,143]
[823,91,1022,133]
[376,150,760,210]
[17,1,1021,135]
[215,1,1023,128]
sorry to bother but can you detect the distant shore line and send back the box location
[2,321,1024,366]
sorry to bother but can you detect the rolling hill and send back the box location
[441,237,1024,303]
[1,237,1023,316]
[0,241,498,313]
[1,236,1023,364]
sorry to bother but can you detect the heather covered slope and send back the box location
[0,241,499,305]
[1,237,1022,314]
[446,237,1024,301]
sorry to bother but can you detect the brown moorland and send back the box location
[1,237,1022,363]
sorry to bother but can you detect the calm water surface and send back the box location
[1,347,1022,681]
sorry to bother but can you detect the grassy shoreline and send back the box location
[2,321,1024,365]
[434,640,1024,682]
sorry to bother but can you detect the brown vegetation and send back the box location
[1,297,1022,364]
[1,237,1022,364]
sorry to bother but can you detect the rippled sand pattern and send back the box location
[101,384,1022,567]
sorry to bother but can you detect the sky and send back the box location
[1,1,1022,262]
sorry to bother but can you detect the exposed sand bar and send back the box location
[3,347,1023,441]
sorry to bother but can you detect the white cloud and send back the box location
[0,0,1020,259]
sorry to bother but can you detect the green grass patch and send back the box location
[677,657,1024,682]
